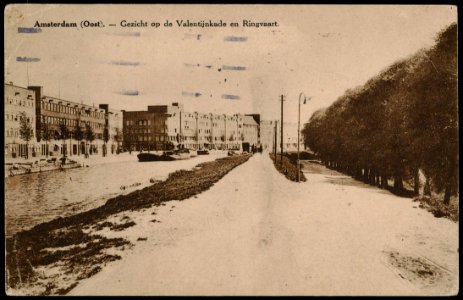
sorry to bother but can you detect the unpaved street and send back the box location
[70,154,458,296]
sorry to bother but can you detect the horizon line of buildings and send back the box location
[4,82,304,160]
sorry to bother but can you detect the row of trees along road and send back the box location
[44,122,95,157]
[302,23,457,204]
[19,116,122,158]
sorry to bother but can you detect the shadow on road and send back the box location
[300,161,410,197]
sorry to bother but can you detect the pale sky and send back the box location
[4,4,457,123]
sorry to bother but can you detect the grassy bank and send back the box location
[414,195,459,222]
[302,160,458,223]
[269,153,306,182]
[6,154,251,295]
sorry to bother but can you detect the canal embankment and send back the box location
[5,151,227,237]
[6,153,252,295]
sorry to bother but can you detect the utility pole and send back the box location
[195,112,199,150]
[274,120,278,162]
[297,92,306,182]
[235,114,239,150]
[280,95,285,165]
[224,114,227,150]
[210,113,213,150]
[179,111,182,149]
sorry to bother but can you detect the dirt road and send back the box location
[69,154,458,296]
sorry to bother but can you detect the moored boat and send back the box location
[189,149,198,157]
[137,149,193,162]
[6,157,81,177]
[137,151,171,161]
[197,149,210,155]
[167,148,191,160]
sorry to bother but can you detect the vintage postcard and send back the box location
[4,4,458,296]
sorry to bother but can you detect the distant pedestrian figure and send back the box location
[252,145,258,154]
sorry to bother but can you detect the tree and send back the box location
[123,127,134,154]
[84,123,95,158]
[103,127,109,157]
[113,127,123,154]
[41,122,52,158]
[302,23,457,204]
[405,23,458,204]
[74,123,84,156]
[58,121,69,158]
[19,111,34,159]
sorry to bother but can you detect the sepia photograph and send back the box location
[4,4,458,296]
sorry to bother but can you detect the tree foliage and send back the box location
[41,122,51,142]
[85,123,95,142]
[302,23,458,204]
[58,121,69,140]
[113,127,122,144]
[74,123,84,141]
[19,111,34,159]
[19,111,34,143]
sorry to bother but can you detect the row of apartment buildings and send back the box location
[4,82,304,160]
[122,103,259,151]
[5,83,123,159]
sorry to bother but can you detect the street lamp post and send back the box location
[297,92,306,182]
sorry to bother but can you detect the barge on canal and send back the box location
[137,149,194,162]
[6,157,81,177]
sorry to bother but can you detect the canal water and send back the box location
[5,152,227,237]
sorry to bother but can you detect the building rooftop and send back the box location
[243,115,258,126]
[4,82,36,93]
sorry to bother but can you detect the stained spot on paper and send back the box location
[16,57,40,62]
[184,33,203,40]
[18,27,42,33]
[222,65,246,71]
[222,94,240,100]
[182,92,202,98]
[111,60,140,66]
[224,36,248,42]
[109,32,141,37]
[118,90,139,96]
